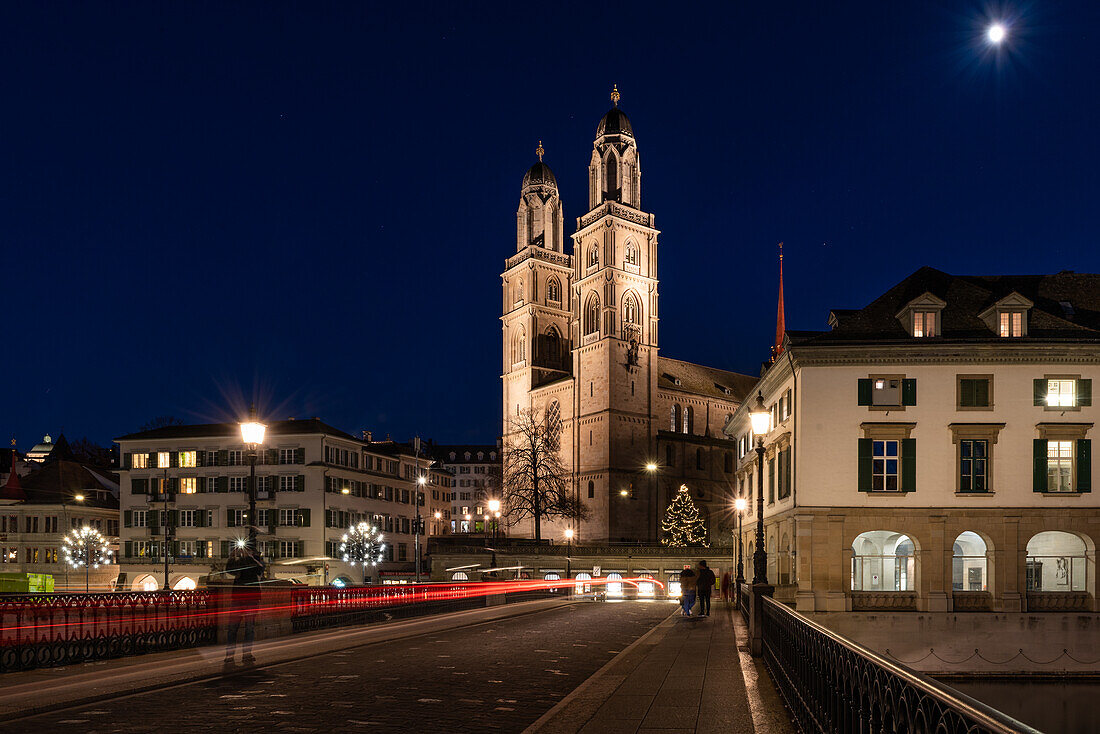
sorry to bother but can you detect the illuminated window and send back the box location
[912,311,936,337]
[157,452,170,469]
[177,540,195,557]
[179,451,197,468]
[179,477,197,494]
[999,311,1023,337]
[172,576,197,590]
[1046,380,1076,407]
[131,453,148,469]
[1047,440,1074,492]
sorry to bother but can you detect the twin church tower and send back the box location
[501,88,754,544]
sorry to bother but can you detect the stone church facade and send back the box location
[501,93,756,544]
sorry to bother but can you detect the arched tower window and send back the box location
[512,327,526,365]
[588,480,595,499]
[604,151,618,201]
[587,244,599,269]
[624,241,639,267]
[547,400,561,433]
[622,293,639,327]
[685,406,694,434]
[516,279,524,304]
[584,294,600,335]
[546,276,561,304]
[545,325,561,363]
[672,404,682,432]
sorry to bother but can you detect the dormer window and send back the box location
[912,311,937,338]
[999,311,1024,337]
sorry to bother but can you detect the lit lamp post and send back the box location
[564,527,573,580]
[748,392,770,587]
[415,474,426,583]
[240,410,266,553]
[433,511,442,535]
[734,497,747,605]
[487,499,500,540]
[645,462,658,543]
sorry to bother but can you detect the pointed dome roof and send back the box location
[522,161,557,189]
[597,108,633,138]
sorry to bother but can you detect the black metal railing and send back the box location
[759,596,1039,734]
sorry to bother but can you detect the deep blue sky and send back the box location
[4,2,1099,447]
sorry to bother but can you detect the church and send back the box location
[501,88,757,544]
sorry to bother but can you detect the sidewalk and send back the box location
[0,596,576,720]
[524,600,795,733]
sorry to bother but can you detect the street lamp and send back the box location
[487,499,500,540]
[433,511,442,535]
[415,473,427,583]
[239,408,266,553]
[748,392,770,587]
[564,528,574,579]
[645,462,658,544]
[734,497,747,604]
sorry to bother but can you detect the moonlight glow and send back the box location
[340,522,386,569]
[987,23,1006,44]
[62,526,113,569]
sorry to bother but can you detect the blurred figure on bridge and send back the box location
[720,571,731,603]
[696,561,715,617]
[679,566,697,616]
[223,544,265,666]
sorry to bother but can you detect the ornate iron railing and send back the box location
[0,580,567,674]
[759,596,1040,734]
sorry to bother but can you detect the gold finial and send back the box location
[536,140,544,162]
[610,83,620,107]
[778,241,783,261]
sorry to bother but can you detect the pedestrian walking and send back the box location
[223,544,265,666]
[696,560,716,617]
[679,566,697,616]
[720,571,731,603]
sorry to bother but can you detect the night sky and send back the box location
[4,2,1099,448]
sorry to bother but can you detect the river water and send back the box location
[942,679,1100,733]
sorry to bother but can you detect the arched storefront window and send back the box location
[172,576,197,591]
[574,572,592,594]
[952,531,989,592]
[451,571,469,581]
[637,573,656,597]
[606,572,623,597]
[544,572,561,581]
[1026,531,1087,591]
[134,574,159,592]
[851,531,916,591]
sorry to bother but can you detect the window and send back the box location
[279,448,297,464]
[622,294,638,327]
[179,477,197,494]
[957,375,992,409]
[547,277,561,304]
[851,531,915,591]
[587,481,594,499]
[179,451,197,468]
[157,452,171,469]
[624,241,639,267]
[872,440,899,491]
[205,451,218,466]
[1047,379,1076,407]
[229,477,247,492]
[1047,440,1075,492]
[960,440,988,492]
[280,541,299,559]
[587,245,599,268]
[858,376,916,408]
[133,510,148,528]
[1026,531,1086,591]
[228,450,244,466]
[547,401,561,433]
[912,311,936,337]
[999,311,1024,337]
[279,475,299,492]
[952,532,988,592]
[279,509,298,527]
[671,404,680,432]
[512,328,526,365]
[584,294,600,335]
[131,453,148,469]
[179,510,197,527]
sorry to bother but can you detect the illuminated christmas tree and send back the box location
[661,484,709,547]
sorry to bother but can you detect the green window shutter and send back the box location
[132,478,147,494]
[297,474,305,492]
[124,510,132,527]
[296,447,305,464]
[196,477,205,493]
[1077,439,1091,492]
[857,439,872,492]
[195,509,205,527]
[220,540,230,558]
[170,452,178,468]
[768,456,776,502]
[901,438,916,491]
[218,450,228,466]
[959,379,975,407]
[170,541,179,557]
[901,379,917,406]
[147,452,157,468]
[168,510,178,528]
[123,452,132,470]
[299,509,310,527]
[1033,439,1048,492]
[124,541,132,559]
[195,451,205,467]
[227,509,236,527]
[857,379,872,406]
[217,476,228,493]
[785,448,793,497]
[267,448,278,465]
[149,510,159,530]
[1078,379,1092,407]
[1033,379,1048,406]
[974,379,990,407]
[169,477,179,495]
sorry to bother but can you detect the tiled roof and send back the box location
[791,267,1100,346]
[657,356,757,401]
[14,460,119,508]
[430,444,501,464]
[115,418,359,443]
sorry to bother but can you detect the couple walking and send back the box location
[678,560,716,617]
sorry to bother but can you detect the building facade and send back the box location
[725,268,1100,613]
[115,419,450,589]
[431,444,501,534]
[502,92,755,544]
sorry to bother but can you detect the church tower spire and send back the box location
[588,85,641,210]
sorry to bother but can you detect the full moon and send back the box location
[987,23,1006,44]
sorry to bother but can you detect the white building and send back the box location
[431,444,500,534]
[725,267,1099,613]
[115,419,449,590]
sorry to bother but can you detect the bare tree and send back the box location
[501,407,584,542]
[139,416,185,432]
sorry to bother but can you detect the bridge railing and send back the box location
[0,580,570,674]
[759,595,1040,734]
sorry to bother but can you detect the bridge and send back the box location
[0,582,1043,733]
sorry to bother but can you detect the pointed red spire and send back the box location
[771,242,785,362]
